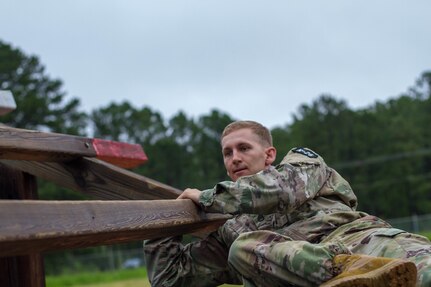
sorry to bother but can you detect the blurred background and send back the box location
[1,1,430,286]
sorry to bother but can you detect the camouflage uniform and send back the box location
[144,209,301,286]
[145,147,431,286]
[201,147,431,286]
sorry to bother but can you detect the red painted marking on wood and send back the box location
[92,139,148,169]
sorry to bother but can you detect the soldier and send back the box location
[145,120,431,286]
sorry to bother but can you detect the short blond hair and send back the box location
[221,120,273,147]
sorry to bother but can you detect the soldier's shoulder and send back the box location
[290,147,319,158]
[281,147,324,165]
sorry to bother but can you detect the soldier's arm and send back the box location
[144,233,241,286]
[199,148,330,215]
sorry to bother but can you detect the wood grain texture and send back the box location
[0,126,95,161]
[0,126,147,168]
[0,163,46,287]
[0,254,46,287]
[0,199,231,257]
[0,157,182,199]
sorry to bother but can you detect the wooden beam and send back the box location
[0,199,231,257]
[0,157,182,200]
[0,90,16,116]
[0,126,147,168]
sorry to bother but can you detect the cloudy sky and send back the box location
[1,1,430,129]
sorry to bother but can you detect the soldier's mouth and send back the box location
[233,167,248,175]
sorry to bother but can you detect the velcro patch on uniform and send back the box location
[292,147,318,158]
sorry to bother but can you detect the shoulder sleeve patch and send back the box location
[292,147,319,158]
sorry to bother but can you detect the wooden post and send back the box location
[0,163,45,287]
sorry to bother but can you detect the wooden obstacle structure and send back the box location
[0,92,230,286]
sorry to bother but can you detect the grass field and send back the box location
[46,268,241,287]
[74,279,149,287]
[46,268,150,287]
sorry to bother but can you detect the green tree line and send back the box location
[2,39,431,276]
[1,40,430,220]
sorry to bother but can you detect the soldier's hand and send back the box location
[177,188,201,205]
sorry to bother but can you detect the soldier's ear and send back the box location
[265,147,277,166]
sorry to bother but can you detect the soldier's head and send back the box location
[221,121,276,181]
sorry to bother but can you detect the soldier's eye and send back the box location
[239,145,250,152]
[223,150,232,157]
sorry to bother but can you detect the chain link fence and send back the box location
[386,213,431,234]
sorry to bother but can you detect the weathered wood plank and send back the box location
[0,163,45,287]
[0,126,147,168]
[0,199,231,257]
[0,157,182,200]
[0,255,46,287]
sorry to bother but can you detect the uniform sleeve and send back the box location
[199,147,330,215]
[143,233,242,287]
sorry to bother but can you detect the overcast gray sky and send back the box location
[1,0,430,129]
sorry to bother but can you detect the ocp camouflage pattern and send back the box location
[145,148,431,286]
